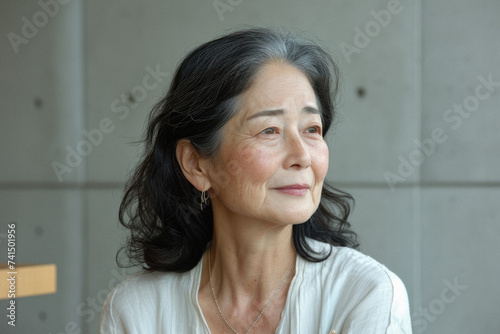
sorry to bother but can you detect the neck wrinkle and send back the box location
[207,227,297,309]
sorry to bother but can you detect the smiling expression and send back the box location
[203,60,329,226]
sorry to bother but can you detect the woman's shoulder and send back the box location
[102,270,167,315]
[302,239,408,307]
[100,269,196,332]
[330,245,408,304]
[104,269,193,309]
[108,270,162,296]
[99,271,159,333]
[303,239,412,332]
[306,238,404,288]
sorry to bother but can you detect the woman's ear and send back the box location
[175,139,211,191]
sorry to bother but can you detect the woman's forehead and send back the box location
[238,64,317,113]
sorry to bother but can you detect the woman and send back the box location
[100,28,412,333]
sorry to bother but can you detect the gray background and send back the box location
[1,0,499,333]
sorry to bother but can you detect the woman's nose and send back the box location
[283,131,312,169]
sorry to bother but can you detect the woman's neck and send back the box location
[206,213,297,310]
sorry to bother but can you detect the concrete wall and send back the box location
[1,0,499,333]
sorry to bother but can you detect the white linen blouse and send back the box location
[99,239,412,333]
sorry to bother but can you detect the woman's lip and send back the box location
[274,184,310,190]
[273,184,310,196]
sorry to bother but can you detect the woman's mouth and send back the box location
[274,184,310,196]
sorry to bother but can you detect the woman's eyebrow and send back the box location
[246,109,284,121]
[246,106,319,121]
[303,106,320,115]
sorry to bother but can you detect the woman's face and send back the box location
[204,61,329,226]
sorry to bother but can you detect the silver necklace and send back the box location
[208,249,294,334]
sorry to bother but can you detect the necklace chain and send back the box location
[208,249,293,334]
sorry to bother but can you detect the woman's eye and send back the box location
[307,126,322,135]
[261,128,277,135]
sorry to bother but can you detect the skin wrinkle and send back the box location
[202,62,328,226]
[195,61,330,332]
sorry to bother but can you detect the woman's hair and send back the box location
[118,27,358,272]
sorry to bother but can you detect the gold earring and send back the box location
[200,190,209,211]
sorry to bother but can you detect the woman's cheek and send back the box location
[315,143,329,181]
[229,145,279,183]
[226,159,243,176]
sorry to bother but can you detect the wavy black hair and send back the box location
[118,27,358,272]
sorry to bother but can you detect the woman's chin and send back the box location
[269,209,316,226]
